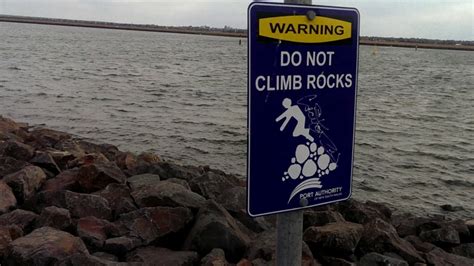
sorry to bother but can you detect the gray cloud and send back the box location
[1,0,472,40]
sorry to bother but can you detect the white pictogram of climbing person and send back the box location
[276,98,314,142]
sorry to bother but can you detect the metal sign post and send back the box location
[247,1,359,265]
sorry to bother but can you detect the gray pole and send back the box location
[276,0,312,264]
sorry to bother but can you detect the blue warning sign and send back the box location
[247,2,360,216]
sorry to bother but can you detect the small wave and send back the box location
[442,179,474,188]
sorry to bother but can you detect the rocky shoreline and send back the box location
[0,115,473,265]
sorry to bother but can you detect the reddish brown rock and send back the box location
[137,152,160,164]
[419,226,460,246]
[126,246,198,266]
[0,140,34,161]
[144,161,204,182]
[451,243,474,259]
[359,252,408,266]
[115,206,193,245]
[0,156,30,178]
[3,227,88,265]
[3,166,46,203]
[41,169,80,193]
[0,226,13,258]
[357,218,425,264]
[304,221,364,255]
[62,191,112,220]
[127,173,161,190]
[77,162,126,192]
[77,216,116,249]
[183,200,250,262]
[35,206,72,231]
[76,141,120,162]
[425,247,474,265]
[115,152,138,171]
[189,171,241,200]
[28,128,72,148]
[303,210,345,229]
[403,235,437,253]
[131,180,205,209]
[104,236,141,255]
[0,181,16,214]
[0,209,38,232]
[94,183,137,218]
[200,248,229,266]
[335,199,391,224]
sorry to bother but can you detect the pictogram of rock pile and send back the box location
[0,115,473,265]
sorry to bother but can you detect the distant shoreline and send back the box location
[1,15,473,52]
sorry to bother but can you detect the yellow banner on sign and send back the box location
[259,15,352,43]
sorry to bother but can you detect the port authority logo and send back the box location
[259,15,352,43]
[247,2,359,216]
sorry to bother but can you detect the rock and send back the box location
[425,247,474,266]
[77,162,126,192]
[137,152,160,164]
[404,235,436,253]
[29,152,61,175]
[451,243,474,258]
[127,173,161,190]
[0,226,13,258]
[115,206,193,246]
[104,236,141,255]
[127,246,199,266]
[200,248,229,266]
[115,152,138,171]
[131,180,205,209]
[0,209,39,232]
[303,221,364,255]
[189,171,241,200]
[77,216,117,249]
[419,226,460,246]
[335,199,390,224]
[0,156,30,177]
[94,183,137,218]
[35,206,72,231]
[320,257,355,266]
[0,141,34,161]
[359,252,408,266]
[41,169,80,193]
[69,153,110,168]
[62,191,112,220]
[56,253,128,266]
[76,141,120,162]
[165,178,191,190]
[92,252,119,262]
[3,166,46,203]
[3,227,88,265]
[303,210,345,229]
[216,186,270,233]
[184,200,250,262]
[246,230,315,265]
[28,128,72,149]
[0,116,22,134]
[391,214,430,237]
[357,218,425,264]
[144,161,204,181]
[0,181,16,214]
[48,149,77,170]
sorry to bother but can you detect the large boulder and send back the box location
[304,221,364,256]
[403,235,437,253]
[126,246,199,266]
[94,183,137,218]
[359,252,408,266]
[115,206,193,246]
[189,171,241,200]
[303,210,345,229]
[76,141,120,162]
[425,247,474,266]
[40,169,80,193]
[201,248,230,266]
[3,227,88,265]
[0,181,16,214]
[0,209,39,232]
[3,166,46,203]
[419,226,460,246]
[28,128,72,149]
[130,180,205,209]
[0,226,13,258]
[0,157,30,178]
[451,243,474,259]
[77,162,126,192]
[335,199,391,224]
[29,152,61,175]
[183,200,251,262]
[56,253,131,266]
[0,141,34,161]
[35,206,72,231]
[127,173,161,190]
[139,162,204,181]
[357,218,425,264]
[104,236,141,256]
[62,191,112,220]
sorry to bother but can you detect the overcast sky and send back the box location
[1,0,472,40]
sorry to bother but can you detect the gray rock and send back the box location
[63,191,112,220]
[77,162,126,192]
[92,252,119,262]
[183,200,250,262]
[3,227,88,265]
[304,221,364,255]
[303,210,345,229]
[0,209,38,232]
[189,171,241,200]
[0,140,34,161]
[0,156,30,178]
[3,166,46,203]
[0,181,16,214]
[131,180,205,209]
[419,226,460,246]
[104,236,141,255]
[127,173,161,190]
[94,183,137,218]
[29,151,61,174]
[126,246,199,266]
[359,252,409,266]
[335,199,391,224]
[451,243,474,259]
[425,247,474,266]
[357,218,425,264]
[200,248,229,266]
[35,206,72,231]
[404,235,436,253]
[77,216,117,249]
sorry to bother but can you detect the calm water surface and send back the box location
[1,23,473,218]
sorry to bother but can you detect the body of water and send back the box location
[1,23,473,218]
